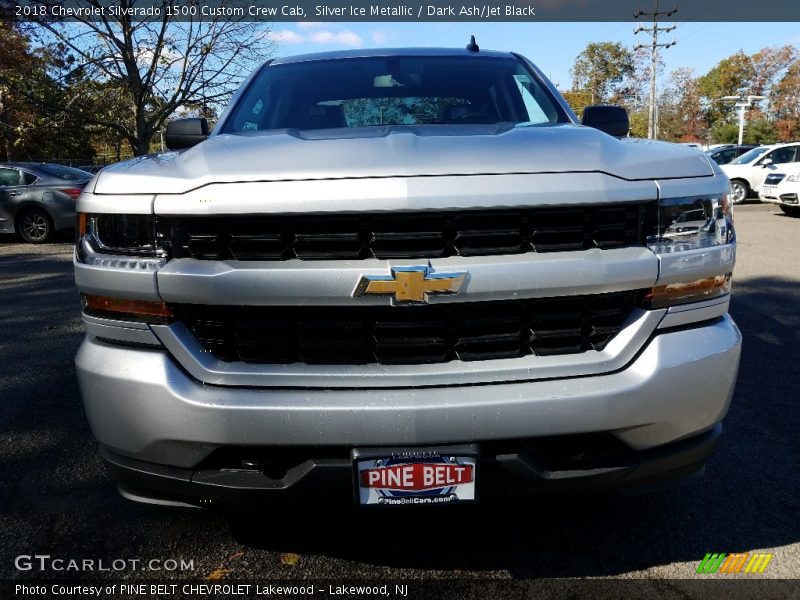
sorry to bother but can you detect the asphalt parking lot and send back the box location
[1,204,798,585]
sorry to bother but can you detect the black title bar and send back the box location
[3,0,800,22]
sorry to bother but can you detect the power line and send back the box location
[674,0,726,24]
[634,1,678,139]
[676,22,715,43]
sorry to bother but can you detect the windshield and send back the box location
[222,56,566,133]
[730,147,769,165]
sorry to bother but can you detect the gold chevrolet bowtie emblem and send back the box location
[354,266,467,304]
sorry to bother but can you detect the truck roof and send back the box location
[271,47,515,66]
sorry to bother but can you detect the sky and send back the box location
[266,22,800,89]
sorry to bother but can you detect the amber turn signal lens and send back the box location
[77,213,88,236]
[645,274,731,309]
[81,294,173,319]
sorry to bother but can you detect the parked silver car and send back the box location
[74,47,740,507]
[0,162,92,243]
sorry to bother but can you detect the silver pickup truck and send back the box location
[74,47,740,507]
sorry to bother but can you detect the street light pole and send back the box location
[736,103,746,145]
[720,95,767,145]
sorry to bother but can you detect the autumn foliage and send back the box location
[569,41,800,143]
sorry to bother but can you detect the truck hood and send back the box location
[93,124,714,195]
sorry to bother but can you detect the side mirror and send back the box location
[760,158,773,168]
[581,105,630,137]
[165,118,209,150]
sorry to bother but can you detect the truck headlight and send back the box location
[643,193,734,308]
[646,193,733,254]
[76,213,163,265]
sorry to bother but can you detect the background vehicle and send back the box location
[721,143,800,204]
[663,208,712,238]
[760,165,800,217]
[0,162,92,243]
[705,144,757,165]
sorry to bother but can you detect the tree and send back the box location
[560,89,593,119]
[658,68,706,143]
[0,19,93,161]
[709,122,740,145]
[749,45,799,97]
[696,51,755,125]
[696,46,798,138]
[696,51,755,99]
[0,20,31,159]
[612,47,657,110]
[570,42,634,105]
[771,59,800,141]
[618,47,662,139]
[743,118,778,145]
[27,1,274,155]
[627,110,648,138]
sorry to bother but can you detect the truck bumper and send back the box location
[76,315,741,505]
[103,424,722,507]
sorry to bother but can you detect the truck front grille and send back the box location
[176,291,642,366]
[158,202,654,261]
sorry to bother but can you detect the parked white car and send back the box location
[721,143,800,204]
[760,164,800,217]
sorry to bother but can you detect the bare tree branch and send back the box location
[23,1,274,155]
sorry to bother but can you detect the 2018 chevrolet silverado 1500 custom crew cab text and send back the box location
[74,47,740,507]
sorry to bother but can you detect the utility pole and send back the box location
[634,1,677,139]
[720,95,767,145]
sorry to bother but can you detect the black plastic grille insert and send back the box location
[158,202,655,261]
[177,290,642,366]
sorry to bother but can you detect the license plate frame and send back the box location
[352,445,478,506]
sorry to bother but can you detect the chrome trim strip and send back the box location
[156,247,659,306]
[153,172,657,215]
[82,314,151,330]
[657,295,730,330]
[78,193,154,215]
[74,240,163,301]
[84,321,162,347]
[656,244,736,286]
[150,307,666,389]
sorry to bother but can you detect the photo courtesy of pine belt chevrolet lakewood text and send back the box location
[73,42,740,508]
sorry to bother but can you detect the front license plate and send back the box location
[355,447,477,506]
